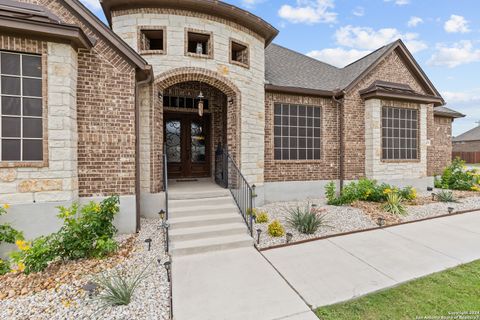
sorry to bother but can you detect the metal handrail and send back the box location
[162,145,169,253]
[216,147,254,236]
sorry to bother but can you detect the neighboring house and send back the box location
[0,0,464,238]
[453,124,480,164]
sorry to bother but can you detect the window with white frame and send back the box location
[274,103,321,160]
[381,106,419,160]
[0,51,43,162]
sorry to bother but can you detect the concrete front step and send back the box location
[169,213,244,230]
[169,196,234,209]
[170,204,239,218]
[169,189,230,200]
[170,234,253,256]
[169,223,248,241]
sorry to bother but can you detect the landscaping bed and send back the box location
[0,218,170,320]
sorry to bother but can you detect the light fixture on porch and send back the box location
[197,83,205,117]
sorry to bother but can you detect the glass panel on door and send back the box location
[166,120,181,163]
[191,121,206,163]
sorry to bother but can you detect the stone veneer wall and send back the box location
[0,35,78,204]
[365,99,429,180]
[343,48,431,180]
[264,91,339,182]
[111,8,266,185]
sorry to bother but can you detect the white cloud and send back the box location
[442,90,480,104]
[384,0,410,6]
[428,41,480,68]
[241,0,265,8]
[80,0,101,10]
[352,6,365,17]
[407,16,423,27]
[278,0,337,24]
[334,25,427,53]
[307,48,371,67]
[444,14,470,33]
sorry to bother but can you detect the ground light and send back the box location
[427,186,434,192]
[448,207,455,214]
[256,228,262,244]
[82,282,98,298]
[286,232,293,244]
[431,193,436,201]
[159,210,165,221]
[164,261,171,282]
[377,217,386,227]
[145,238,152,251]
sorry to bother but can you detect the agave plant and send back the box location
[436,190,458,203]
[285,204,329,234]
[383,193,407,216]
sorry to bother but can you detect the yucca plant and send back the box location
[383,193,407,216]
[93,264,151,308]
[285,204,329,234]
[436,190,458,203]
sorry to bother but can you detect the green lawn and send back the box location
[316,260,480,320]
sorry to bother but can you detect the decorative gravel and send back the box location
[404,196,480,222]
[0,218,171,320]
[254,199,377,249]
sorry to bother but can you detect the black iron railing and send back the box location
[215,146,254,236]
[162,145,170,253]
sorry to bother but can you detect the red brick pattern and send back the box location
[428,116,453,175]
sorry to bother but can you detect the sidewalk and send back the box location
[263,211,480,308]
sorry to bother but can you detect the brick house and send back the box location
[453,125,480,163]
[0,0,463,239]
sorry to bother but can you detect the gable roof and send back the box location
[434,106,465,119]
[453,125,480,142]
[265,40,442,103]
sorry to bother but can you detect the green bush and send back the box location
[383,193,407,216]
[435,158,480,191]
[267,220,285,237]
[9,196,120,274]
[0,204,24,275]
[255,211,269,224]
[436,190,458,203]
[0,258,10,276]
[286,204,328,234]
[325,179,417,206]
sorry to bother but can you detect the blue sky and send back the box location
[81,0,480,136]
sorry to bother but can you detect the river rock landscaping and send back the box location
[0,218,170,320]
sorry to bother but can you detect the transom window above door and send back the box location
[0,51,43,162]
[274,103,321,160]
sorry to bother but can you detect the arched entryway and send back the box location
[154,68,241,181]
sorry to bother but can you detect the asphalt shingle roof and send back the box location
[265,42,396,92]
[453,125,480,142]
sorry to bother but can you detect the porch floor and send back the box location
[168,178,229,200]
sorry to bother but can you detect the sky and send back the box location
[81,0,480,136]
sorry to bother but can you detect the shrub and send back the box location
[10,236,57,274]
[94,264,151,307]
[0,258,9,276]
[246,208,257,218]
[286,204,328,234]
[267,220,285,237]
[383,193,407,216]
[255,211,269,224]
[435,158,480,191]
[0,204,24,275]
[436,190,458,203]
[325,179,416,205]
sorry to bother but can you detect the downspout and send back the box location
[135,67,153,232]
[333,91,346,192]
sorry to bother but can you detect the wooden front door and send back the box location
[164,113,211,179]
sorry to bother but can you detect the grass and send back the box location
[316,260,480,320]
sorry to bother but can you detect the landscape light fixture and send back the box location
[159,210,165,221]
[286,232,293,244]
[256,228,262,245]
[427,186,434,192]
[164,261,171,282]
[448,207,454,214]
[377,217,386,227]
[82,282,98,298]
[145,238,152,251]
[431,193,436,201]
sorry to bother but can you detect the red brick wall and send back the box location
[22,0,139,197]
[428,116,453,175]
[453,140,480,153]
[264,92,339,182]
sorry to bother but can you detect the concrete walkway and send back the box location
[264,211,480,308]
[172,247,317,320]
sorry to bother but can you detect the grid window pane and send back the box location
[381,106,419,160]
[273,103,321,160]
[0,51,43,161]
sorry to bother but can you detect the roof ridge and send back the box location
[269,43,341,70]
[341,40,398,69]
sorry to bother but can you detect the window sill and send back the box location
[0,160,48,168]
[271,159,324,164]
[185,52,213,59]
[230,60,250,69]
[380,159,421,164]
[140,49,166,55]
